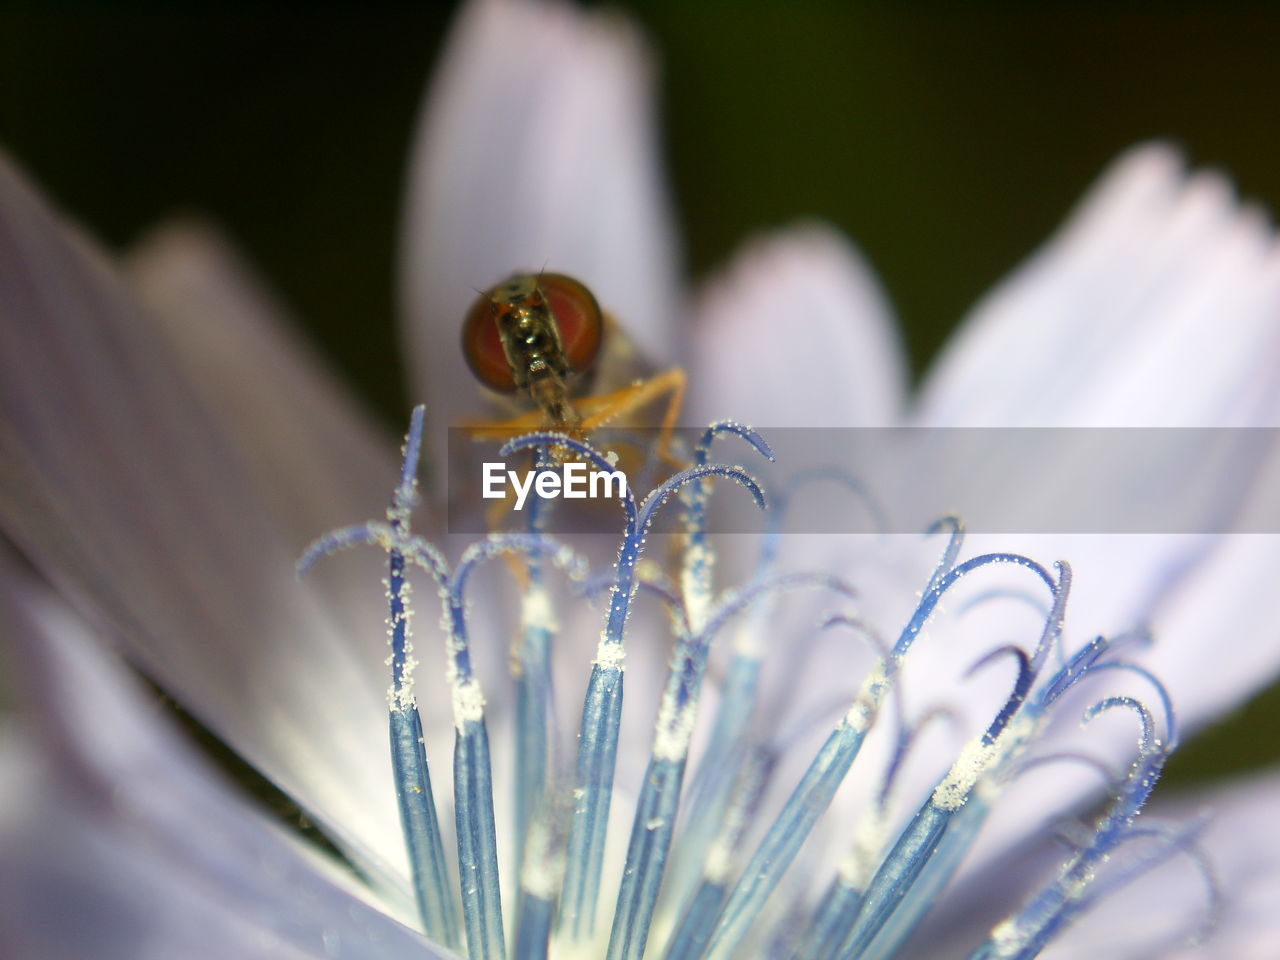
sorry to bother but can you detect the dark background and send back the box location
[4,0,1279,785]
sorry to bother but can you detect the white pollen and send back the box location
[519,818,564,901]
[451,678,486,729]
[521,585,559,633]
[652,697,695,761]
[844,699,873,733]
[932,736,1001,810]
[703,836,735,884]
[836,805,889,891]
[991,918,1023,957]
[681,540,715,631]
[593,639,626,670]
[843,658,892,730]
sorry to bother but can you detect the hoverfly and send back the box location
[460,272,684,465]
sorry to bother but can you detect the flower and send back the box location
[2,1,1280,959]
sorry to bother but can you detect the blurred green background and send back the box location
[3,0,1279,786]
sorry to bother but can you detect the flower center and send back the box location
[299,408,1214,960]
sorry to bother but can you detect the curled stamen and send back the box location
[821,613,890,655]
[511,430,770,942]
[1039,625,1154,709]
[684,421,774,633]
[762,616,896,752]
[896,552,1057,660]
[454,534,585,601]
[967,677,1181,960]
[1030,561,1071,675]
[1083,695,1158,756]
[298,406,460,950]
[814,558,1066,960]
[639,461,766,534]
[694,420,776,467]
[965,644,1034,743]
[1041,634,1109,706]
[1074,661,1179,749]
[300,401,1206,960]
[756,613,892,740]
[703,573,856,649]
[923,515,965,595]
[297,521,393,574]
[698,549,1062,960]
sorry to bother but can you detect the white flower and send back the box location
[1,1,1279,959]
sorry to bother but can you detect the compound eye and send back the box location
[461,291,518,393]
[540,273,604,376]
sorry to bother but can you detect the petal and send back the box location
[909,772,1280,960]
[0,153,409,888]
[0,572,441,958]
[125,219,399,551]
[124,219,402,647]
[688,222,907,428]
[894,142,1280,764]
[916,143,1280,428]
[400,0,680,486]
[1038,772,1280,960]
[1146,531,1280,727]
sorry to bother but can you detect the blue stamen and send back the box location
[506,432,765,942]
[297,406,461,950]
[513,444,559,890]
[684,420,774,632]
[609,570,857,960]
[1074,661,1180,748]
[446,533,585,960]
[387,503,460,951]
[514,790,570,960]
[966,667,1182,960]
[298,408,1204,960]
[820,560,1068,960]
[665,454,866,922]
[966,645,1034,742]
[791,704,958,960]
[923,515,965,596]
[694,550,1057,960]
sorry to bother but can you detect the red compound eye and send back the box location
[538,273,604,376]
[461,292,515,392]
[461,273,604,394]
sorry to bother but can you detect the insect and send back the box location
[461,272,685,464]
